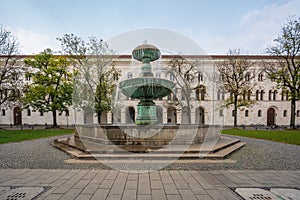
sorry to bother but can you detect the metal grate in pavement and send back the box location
[234,188,300,200]
[0,187,49,200]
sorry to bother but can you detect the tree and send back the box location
[166,57,202,124]
[58,34,120,124]
[264,17,300,129]
[0,26,22,108]
[216,49,255,127]
[23,49,75,127]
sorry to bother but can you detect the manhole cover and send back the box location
[0,187,47,200]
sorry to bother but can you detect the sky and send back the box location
[0,0,299,55]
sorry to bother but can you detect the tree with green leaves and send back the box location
[264,17,300,129]
[58,34,120,124]
[216,49,256,127]
[0,26,23,108]
[23,49,75,127]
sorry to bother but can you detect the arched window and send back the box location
[269,90,272,100]
[258,110,262,117]
[281,90,289,101]
[273,90,277,100]
[113,73,119,81]
[217,89,225,100]
[127,72,132,79]
[245,110,249,117]
[256,90,259,100]
[169,74,174,81]
[247,90,251,101]
[198,73,203,82]
[258,73,263,81]
[196,86,206,101]
[297,110,300,117]
[283,110,287,117]
[245,73,251,81]
[232,110,235,117]
[260,90,264,100]
[65,109,69,116]
[155,73,161,78]
[40,111,44,116]
[1,109,5,116]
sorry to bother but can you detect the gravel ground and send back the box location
[0,134,299,170]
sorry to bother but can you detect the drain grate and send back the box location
[0,187,47,200]
[234,188,299,200]
[248,193,272,200]
[7,192,26,200]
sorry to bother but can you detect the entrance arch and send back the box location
[267,108,276,126]
[195,107,205,125]
[167,107,177,124]
[126,107,135,124]
[13,107,22,125]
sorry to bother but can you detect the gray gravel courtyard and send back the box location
[0,134,299,170]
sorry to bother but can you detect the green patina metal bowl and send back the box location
[132,44,161,62]
[119,77,175,100]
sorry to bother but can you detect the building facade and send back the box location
[0,55,299,127]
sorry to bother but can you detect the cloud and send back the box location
[13,28,60,54]
[202,0,300,54]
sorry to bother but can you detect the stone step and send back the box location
[51,137,245,160]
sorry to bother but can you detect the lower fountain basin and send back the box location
[75,124,220,148]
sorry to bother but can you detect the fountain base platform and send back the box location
[52,125,245,160]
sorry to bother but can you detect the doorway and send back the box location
[195,107,205,125]
[13,107,22,125]
[267,108,276,126]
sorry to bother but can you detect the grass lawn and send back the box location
[0,129,74,144]
[222,128,300,145]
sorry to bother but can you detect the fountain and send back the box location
[69,43,220,148]
[119,43,175,125]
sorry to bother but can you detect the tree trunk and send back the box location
[290,98,296,129]
[97,111,101,124]
[186,98,191,124]
[233,95,238,128]
[52,109,57,127]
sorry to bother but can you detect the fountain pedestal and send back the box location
[136,100,157,125]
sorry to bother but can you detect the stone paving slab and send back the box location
[0,169,299,200]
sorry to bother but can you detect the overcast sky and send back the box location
[0,0,299,55]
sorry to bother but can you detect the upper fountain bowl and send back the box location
[132,44,161,63]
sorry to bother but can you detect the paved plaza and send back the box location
[0,135,299,199]
[0,169,299,200]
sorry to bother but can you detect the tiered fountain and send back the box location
[119,43,174,125]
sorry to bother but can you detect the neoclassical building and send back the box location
[1,55,299,127]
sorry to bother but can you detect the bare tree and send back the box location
[0,26,22,109]
[165,57,203,124]
[216,49,256,127]
[264,17,300,129]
